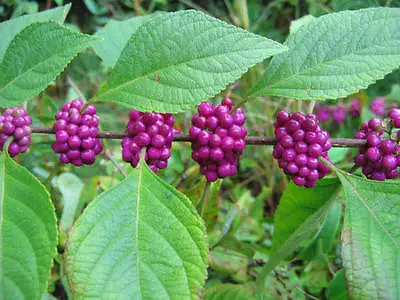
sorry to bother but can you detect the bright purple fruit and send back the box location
[121,110,176,172]
[273,110,332,188]
[52,99,102,166]
[353,115,399,181]
[0,107,32,157]
[190,98,247,182]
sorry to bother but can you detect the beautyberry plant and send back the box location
[354,111,400,180]
[189,98,247,182]
[1,4,400,300]
[273,110,332,187]
[0,106,32,157]
[52,99,103,166]
[121,110,175,172]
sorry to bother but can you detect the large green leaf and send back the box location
[94,10,287,113]
[337,171,400,299]
[204,284,254,300]
[94,16,150,68]
[256,178,341,294]
[65,159,208,299]
[249,8,400,101]
[0,4,71,61]
[0,152,57,299]
[0,21,99,107]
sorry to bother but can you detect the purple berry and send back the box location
[122,110,176,172]
[273,110,332,187]
[190,100,247,181]
[52,99,102,166]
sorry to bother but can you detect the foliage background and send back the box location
[1,0,399,299]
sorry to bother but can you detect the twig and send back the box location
[31,127,367,148]
[66,75,87,103]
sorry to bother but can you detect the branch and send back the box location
[31,126,367,148]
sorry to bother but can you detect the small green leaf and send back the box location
[0,152,57,299]
[289,15,315,35]
[326,269,349,300]
[65,160,208,299]
[256,178,341,293]
[0,21,99,107]
[337,171,400,299]
[94,10,287,113]
[204,283,254,300]
[53,173,84,243]
[249,8,400,101]
[94,16,150,68]
[0,4,71,61]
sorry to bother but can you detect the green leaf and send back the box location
[53,173,84,244]
[94,10,287,113]
[289,15,315,35]
[301,202,342,260]
[65,159,208,299]
[0,21,99,107]
[337,171,400,299]
[332,0,380,11]
[249,8,400,101]
[0,4,71,61]
[256,178,341,293]
[204,283,254,300]
[326,269,349,300]
[0,152,57,299]
[94,16,150,68]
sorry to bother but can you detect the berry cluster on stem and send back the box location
[0,107,32,157]
[273,110,332,188]
[189,98,247,182]
[121,110,175,172]
[52,99,103,166]
[354,109,400,181]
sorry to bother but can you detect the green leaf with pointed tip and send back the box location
[256,178,341,293]
[94,10,287,113]
[0,152,57,300]
[0,21,99,107]
[0,4,71,61]
[204,283,254,300]
[204,284,254,300]
[93,16,150,68]
[337,171,400,299]
[249,8,400,101]
[65,160,208,299]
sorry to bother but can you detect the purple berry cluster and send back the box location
[315,99,360,124]
[189,98,247,182]
[273,111,332,188]
[0,107,32,157]
[370,97,386,116]
[354,110,400,181]
[121,110,175,172]
[52,99,103,166]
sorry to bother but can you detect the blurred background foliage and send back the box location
[2,0,400,299]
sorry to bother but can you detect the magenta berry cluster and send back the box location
[0,107,32,157]
[370,97,386,116]
[354,112,400,181]
[315,100,360,124]
[121,110,175,172]
[273,110,332,188]
[52,99,103,166]
[189,98,247,182]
